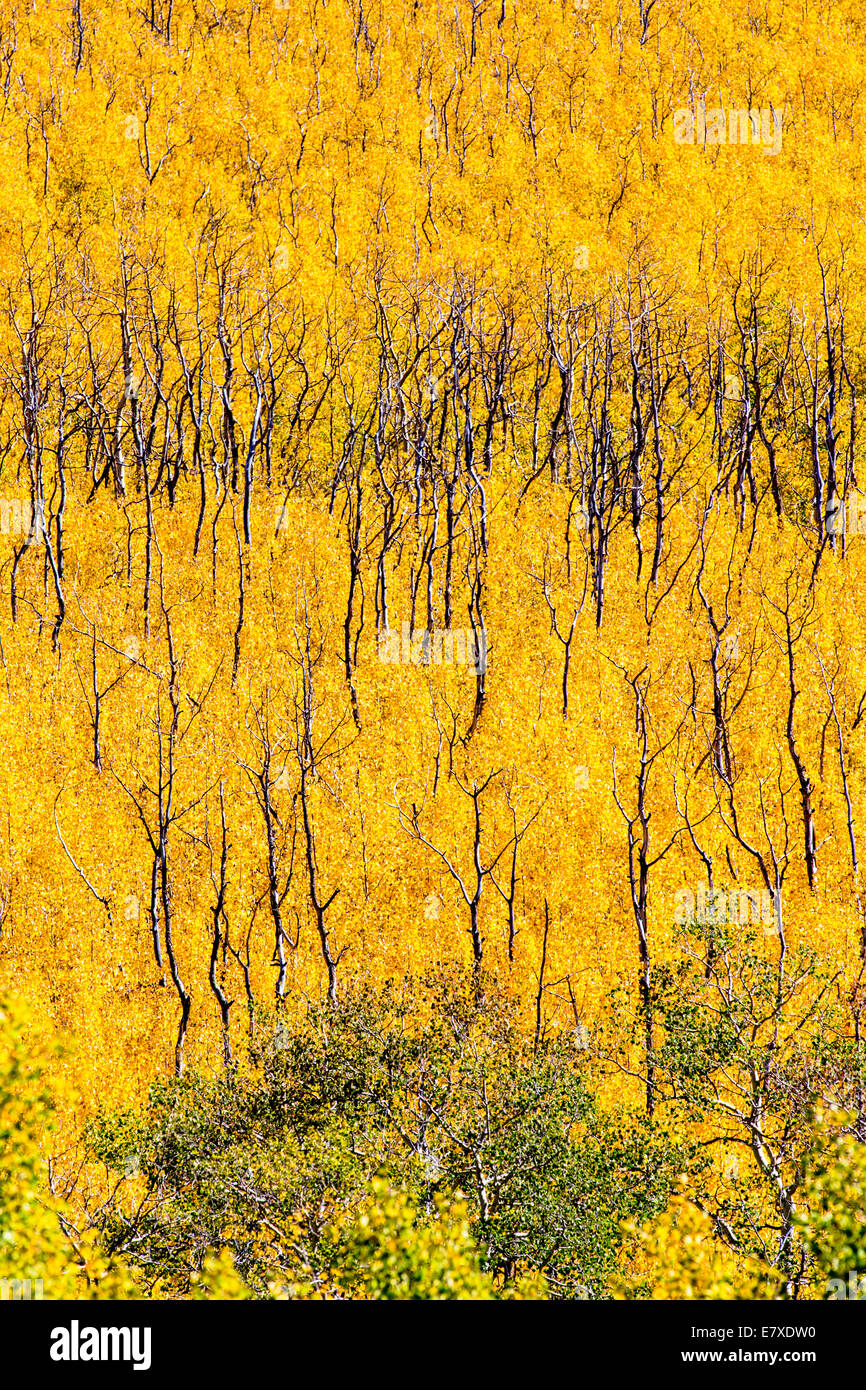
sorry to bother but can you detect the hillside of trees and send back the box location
[2,0,866,1301]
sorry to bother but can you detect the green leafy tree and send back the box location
[85,972,681,1298]
[795,1110,866,1299]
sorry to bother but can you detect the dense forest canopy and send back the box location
[1,0,866,1300]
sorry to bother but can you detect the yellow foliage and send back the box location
[617,1189,784,1301]
[0,0,865,1300]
